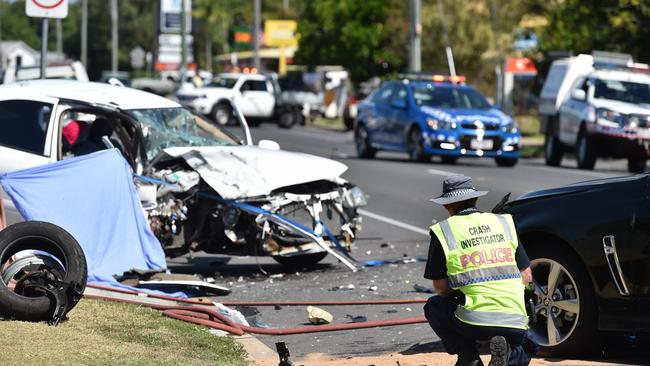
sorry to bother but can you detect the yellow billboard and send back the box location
[264,20,298,47]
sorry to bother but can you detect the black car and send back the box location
[502,174,650,356]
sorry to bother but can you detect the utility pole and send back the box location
[180,0,187,76]
[81,0,87,67]
[56,19,62,59]
[40,19,48,79]
[253,0,261,70]
[408,0,421,72]
[283,0,289,12]
[111,0,118,73]
[437,0,456,76]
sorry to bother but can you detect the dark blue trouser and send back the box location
[424,295,534,366]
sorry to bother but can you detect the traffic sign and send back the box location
[26,0,68,19]
[130,46,146,70]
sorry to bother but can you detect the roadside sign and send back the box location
[130,46,146,70]
[26,0,68,19]
[264,20,297,47]
[160,0,191,33]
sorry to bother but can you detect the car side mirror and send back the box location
[258,139,280,150]
[392,99,407,109]
[571,89,586,101]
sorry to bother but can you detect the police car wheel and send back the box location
[576,127,596,170]
[526,244,598,357]
[0,222,87,322]
[355,125,376,159]
[495,157,518,167]
[408,128,428,162]
[544,128,563,167]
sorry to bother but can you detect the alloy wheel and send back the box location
[529,258,580,347]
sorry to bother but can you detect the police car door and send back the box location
[369,83,396,145]
[388,84,411,147]
[559,77,589,145]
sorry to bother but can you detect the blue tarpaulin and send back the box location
[0,149,185,297]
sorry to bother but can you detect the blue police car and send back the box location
[354,75,521,166]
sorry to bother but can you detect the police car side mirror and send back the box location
[571,89,586,101]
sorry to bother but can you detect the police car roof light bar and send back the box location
[398,72,466,84]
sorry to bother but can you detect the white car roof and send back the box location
[589,69,650,84]
[0,80,180,110]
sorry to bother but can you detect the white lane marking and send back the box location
[358,208,429,236]
[427,168,457,177]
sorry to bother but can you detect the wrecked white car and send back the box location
[0,80,366,269]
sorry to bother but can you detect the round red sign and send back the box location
[31,0,65,10]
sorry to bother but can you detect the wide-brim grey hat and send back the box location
[430,174,488,205]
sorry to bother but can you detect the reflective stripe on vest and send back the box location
[439,220,458,250]
[447,264,521,288]
[455,306,529,328]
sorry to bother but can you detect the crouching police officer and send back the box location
[423,175,536,366]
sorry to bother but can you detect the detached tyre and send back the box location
[526,243,598,357]
[273,252,328,268]
[0,221,87,321]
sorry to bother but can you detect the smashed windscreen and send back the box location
[128,107,239,160]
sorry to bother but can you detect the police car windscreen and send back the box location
[413,86,491,110]
[593,79,650,105]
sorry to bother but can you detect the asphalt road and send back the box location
[169,122,645,363]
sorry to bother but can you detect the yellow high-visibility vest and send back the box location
[431,212,528,329]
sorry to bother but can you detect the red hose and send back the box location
[86,284,431,336]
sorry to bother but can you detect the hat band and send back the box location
[441,188,477,198]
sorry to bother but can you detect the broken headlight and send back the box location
[342,186,367,208]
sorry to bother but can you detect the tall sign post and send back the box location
[264,20,297,76]
[25,0,69,79]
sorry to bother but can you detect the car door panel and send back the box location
[387,85,410,148]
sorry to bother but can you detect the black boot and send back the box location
[455,343,484,366]
[488,336,511,366]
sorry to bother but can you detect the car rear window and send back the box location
[0,100,52,155]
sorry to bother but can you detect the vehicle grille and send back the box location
[461,122,500,131]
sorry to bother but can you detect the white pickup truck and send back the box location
[176,73,300,128]
[539,52,650,172]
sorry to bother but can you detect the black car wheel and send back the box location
[576,127,596,170]
[277,108,298,129]
[544,126,564,167]
[273,252,328,267]
[495,157,518,167]
[355,124,376,159]
[627,157,647,174]
[0,222,87,321]
[440,156,458,165]
[526,244,598,357]
[212,103,234,126]
[408,128,428,162]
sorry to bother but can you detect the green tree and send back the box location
[540,0,650,63]
[294,0,407,83]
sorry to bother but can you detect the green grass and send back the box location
[516,114,542,138]
[0,299,247,366]
[308,116,347,131]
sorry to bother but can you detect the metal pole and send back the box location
[408,0,421,72]
[111,0,118,73]
[253,0,261,70]
[81,0,87,67]
[56,19,62,59]
[40,18,48,79]
[206,37,212,72]
[437,0,456,76]
[180,0,187,75]
[283,0,289,12]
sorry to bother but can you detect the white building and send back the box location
[0,41,39,69]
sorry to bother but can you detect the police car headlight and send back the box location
[502,122,519,133]
[342,186,367,208]
[427,118,457,130]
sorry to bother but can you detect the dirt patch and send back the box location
[251,351,628,366]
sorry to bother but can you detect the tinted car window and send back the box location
[207,77,238,88]
[412,86,491,109]
[593,79,650,104]
[393,86,408,103]
[0,100,52,155]
[241,80,268,92]
[373,84,394,103]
